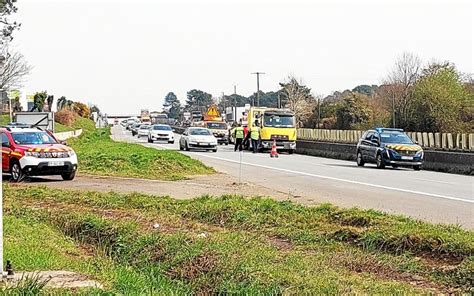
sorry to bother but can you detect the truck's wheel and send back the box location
[10,161,23,182]
[288,150,294,155]
[61,171,76,181]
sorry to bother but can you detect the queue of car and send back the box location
[123,121,218,152]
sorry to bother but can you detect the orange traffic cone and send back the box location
[270,139,279,158]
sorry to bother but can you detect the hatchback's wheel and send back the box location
[356,151,365,166]
[212,149,218,153]
[413,165,421,171]
[61,171,76,181]
[185,142,190,151]
[376,153,385,169]
[10,161,23,182]
[148,137,153,143]
[179,143,184,151]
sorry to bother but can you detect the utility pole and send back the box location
[0,54,5,278]
[251,72,265,107]
[233,85,237,123]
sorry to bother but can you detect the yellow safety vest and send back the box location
[250,126,260,140]
[234,127,244,139]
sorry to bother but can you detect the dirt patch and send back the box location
[18,174,289,200]
[267,236,293,251]
[168,251,220,281]
[337,254,458,294]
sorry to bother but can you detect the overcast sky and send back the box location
[11,0,473,115]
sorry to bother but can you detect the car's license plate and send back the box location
[401,156,413,160]
[48,161,65,166]
[199,143,209,146]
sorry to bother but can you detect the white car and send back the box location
[137,124,151,138]
[148,124,174,144]
[179,127,218,152]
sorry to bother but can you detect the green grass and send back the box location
[71,116,96,133]
[68,128,214,180]
[3,185,473,294]
[55,116,96,133]
[54,122,74,132]
[0,114,10,125]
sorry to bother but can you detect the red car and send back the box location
[1,126,78,182]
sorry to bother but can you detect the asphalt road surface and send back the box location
[112,126,474,229]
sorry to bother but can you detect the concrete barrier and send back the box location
[296,140,473,175]
[54,129,83,141]
[296,128,474,151]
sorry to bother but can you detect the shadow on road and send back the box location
[2,174,62,183]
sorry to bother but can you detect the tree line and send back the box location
[162,53,472,132]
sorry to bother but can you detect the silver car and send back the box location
[179,127,218,152]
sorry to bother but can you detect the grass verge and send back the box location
[4,185,473,294]
[68,128,214,180]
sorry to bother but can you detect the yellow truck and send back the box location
[247,107,297,154]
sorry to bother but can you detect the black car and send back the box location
[356,128,424,170]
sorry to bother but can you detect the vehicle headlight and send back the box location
[68,150,76,157]
[415,150,424,158]
[388,149,400,157]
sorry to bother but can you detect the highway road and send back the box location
[112,126,474,229]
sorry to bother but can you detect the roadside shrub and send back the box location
[55,109,76,127]
[73,102,91,118]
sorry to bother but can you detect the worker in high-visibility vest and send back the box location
[233,123,245,152]
[246,121,260,153]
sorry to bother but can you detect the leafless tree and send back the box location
[384,52,422,128]
[1,0,20,44]
[280,76,316,127]
[0,46,32,91]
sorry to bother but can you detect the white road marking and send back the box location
[117,128,473,204]
[191,154,474,204]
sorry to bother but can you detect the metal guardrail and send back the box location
[297,128,474,151]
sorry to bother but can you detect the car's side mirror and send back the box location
[60,140,68,146]
[2,142,10,148]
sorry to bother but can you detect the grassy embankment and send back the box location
[67,126,213,180]
[3,185,473,294]
[2,113,213,180]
